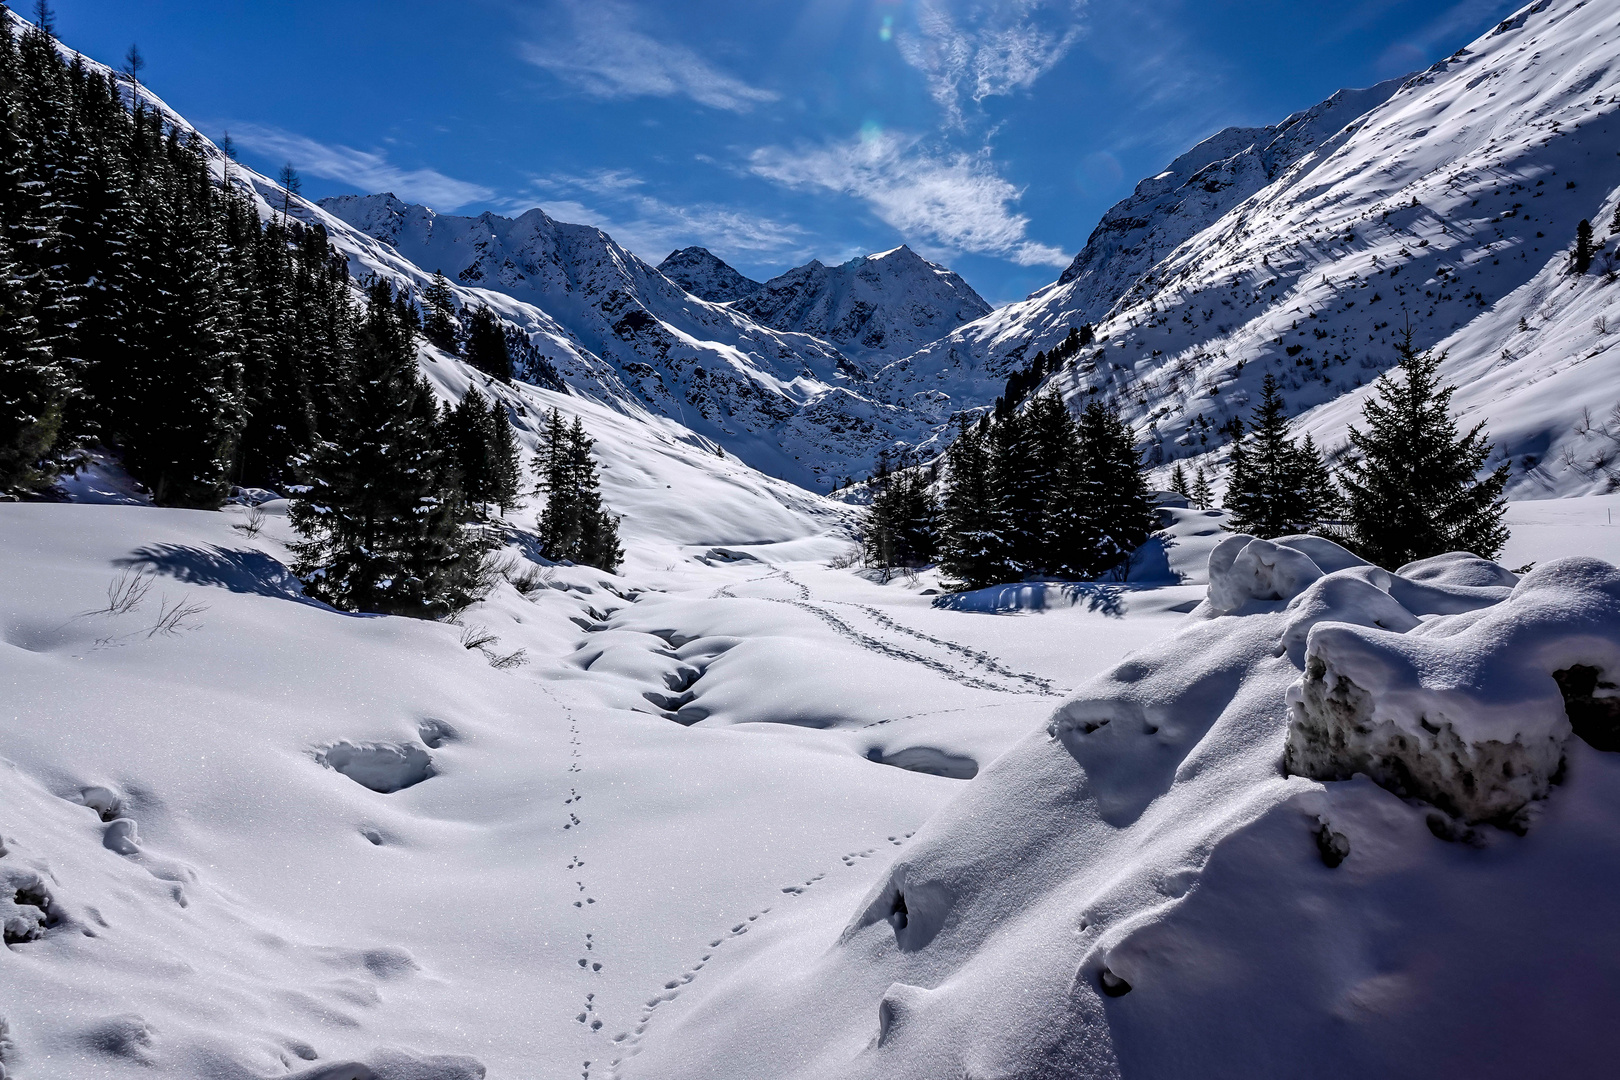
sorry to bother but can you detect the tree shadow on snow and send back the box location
[115,544,336,610]
[932,581,1127,617]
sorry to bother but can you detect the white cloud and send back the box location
[229,123,493,210]
[748,131,1068,267]
[523,1,776,113]
[527,170,811,265]
[897,0,1086,123]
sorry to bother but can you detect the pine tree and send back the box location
[421,271,458,352]
[863,453,937,573]
[991,405,1043,574]
[1337,332,1509,568]
[1191,465,1213,510]
[1573,219,1594,275]
[1223,374,1335,537]
[1024,391,1091,577]
[1075,399,1155,577]
[444,385,500,513]
[486,395,522,515]
[463,304,510,381]
[1169,462,1190,499]
[290,281,486,617]
[535,410,621,571]
[0,225,67,491]
[938,420,1010,590]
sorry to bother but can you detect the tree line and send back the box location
[865,393,1156,591]
[0,8,620,616]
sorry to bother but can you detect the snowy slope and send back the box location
[656,247,763,303]
[625,533,1620,1080]
[881,0,1620,503]
[732,246,991,361]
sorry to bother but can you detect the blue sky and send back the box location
[55,0,1523,303]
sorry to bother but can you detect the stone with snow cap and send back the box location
[1285,557,1620,827]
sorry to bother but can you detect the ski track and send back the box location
[606,829,917,1078]
[721,567,1062,697]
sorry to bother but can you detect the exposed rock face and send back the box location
[657,246,763,303]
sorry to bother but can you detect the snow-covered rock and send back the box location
[656,247,763,303]
[1286,556,1620,827]
[734,246,990,361]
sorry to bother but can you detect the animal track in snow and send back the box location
[607,830,915,1076]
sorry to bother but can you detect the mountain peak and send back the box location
[656,247,764,303]
[735,247,990,358]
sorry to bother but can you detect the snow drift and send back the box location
[627,539,1620,1079]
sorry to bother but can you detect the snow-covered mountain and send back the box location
[656,247,763,303]
[319,194,898,486]
[734,246,991,361]
[878,0,1620,501]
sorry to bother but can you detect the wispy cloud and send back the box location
[748,130,1068,267]
[897,0,1086,124]
[522,0,776,113]
[229,123,493,210]
[526,169,811,265]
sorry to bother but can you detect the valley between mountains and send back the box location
[5,1,1620,1078]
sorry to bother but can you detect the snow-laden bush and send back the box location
[1285,557,1620,827]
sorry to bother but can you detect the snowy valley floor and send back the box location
[1,493,1618,1078]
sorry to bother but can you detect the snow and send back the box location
[655,248,763,304]
[873,0,1620,504]
[732,245,991,362]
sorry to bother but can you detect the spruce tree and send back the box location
[290,280,485,617]
[463,304,511,382]
[1191,465,1213,510]
[1024,392,1091,577]
[1337,332,1509,568]
[938,420,1010,590]
[1075,399,1155,577]
[990,405,1042,574]
[1223,374,1335,537]
[1573,219,1593,275]
[421,271,458,352]
[536,410,621,571]
[0,225,67,491]
[486,395,522,515]
[444,385,500,514]
[863,453,937,573]
[1169,462,1190,499]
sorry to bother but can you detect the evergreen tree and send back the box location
[485,395,522,515]
[1024,391,1092,578]
[990,404,1043,574]
[290,281,486,617]
[863,453,937,573]
[1223,374,1335,537]
[1169,462,1190,499]
[420,270,458,352]
[1573,219,1594,275]
[1191,465,1213,510]
[535,409,621,571]
[444,385,500,513]
[462,304,511,382]
[0,225,67,491]
[938,420,1010,590]
[1337,332,1510,567]
[1074,399,1155,577]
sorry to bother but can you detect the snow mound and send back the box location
[631,544,1620,1079]
[1286,556,1620,826]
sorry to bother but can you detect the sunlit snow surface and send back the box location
[4,369,1619,1078]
